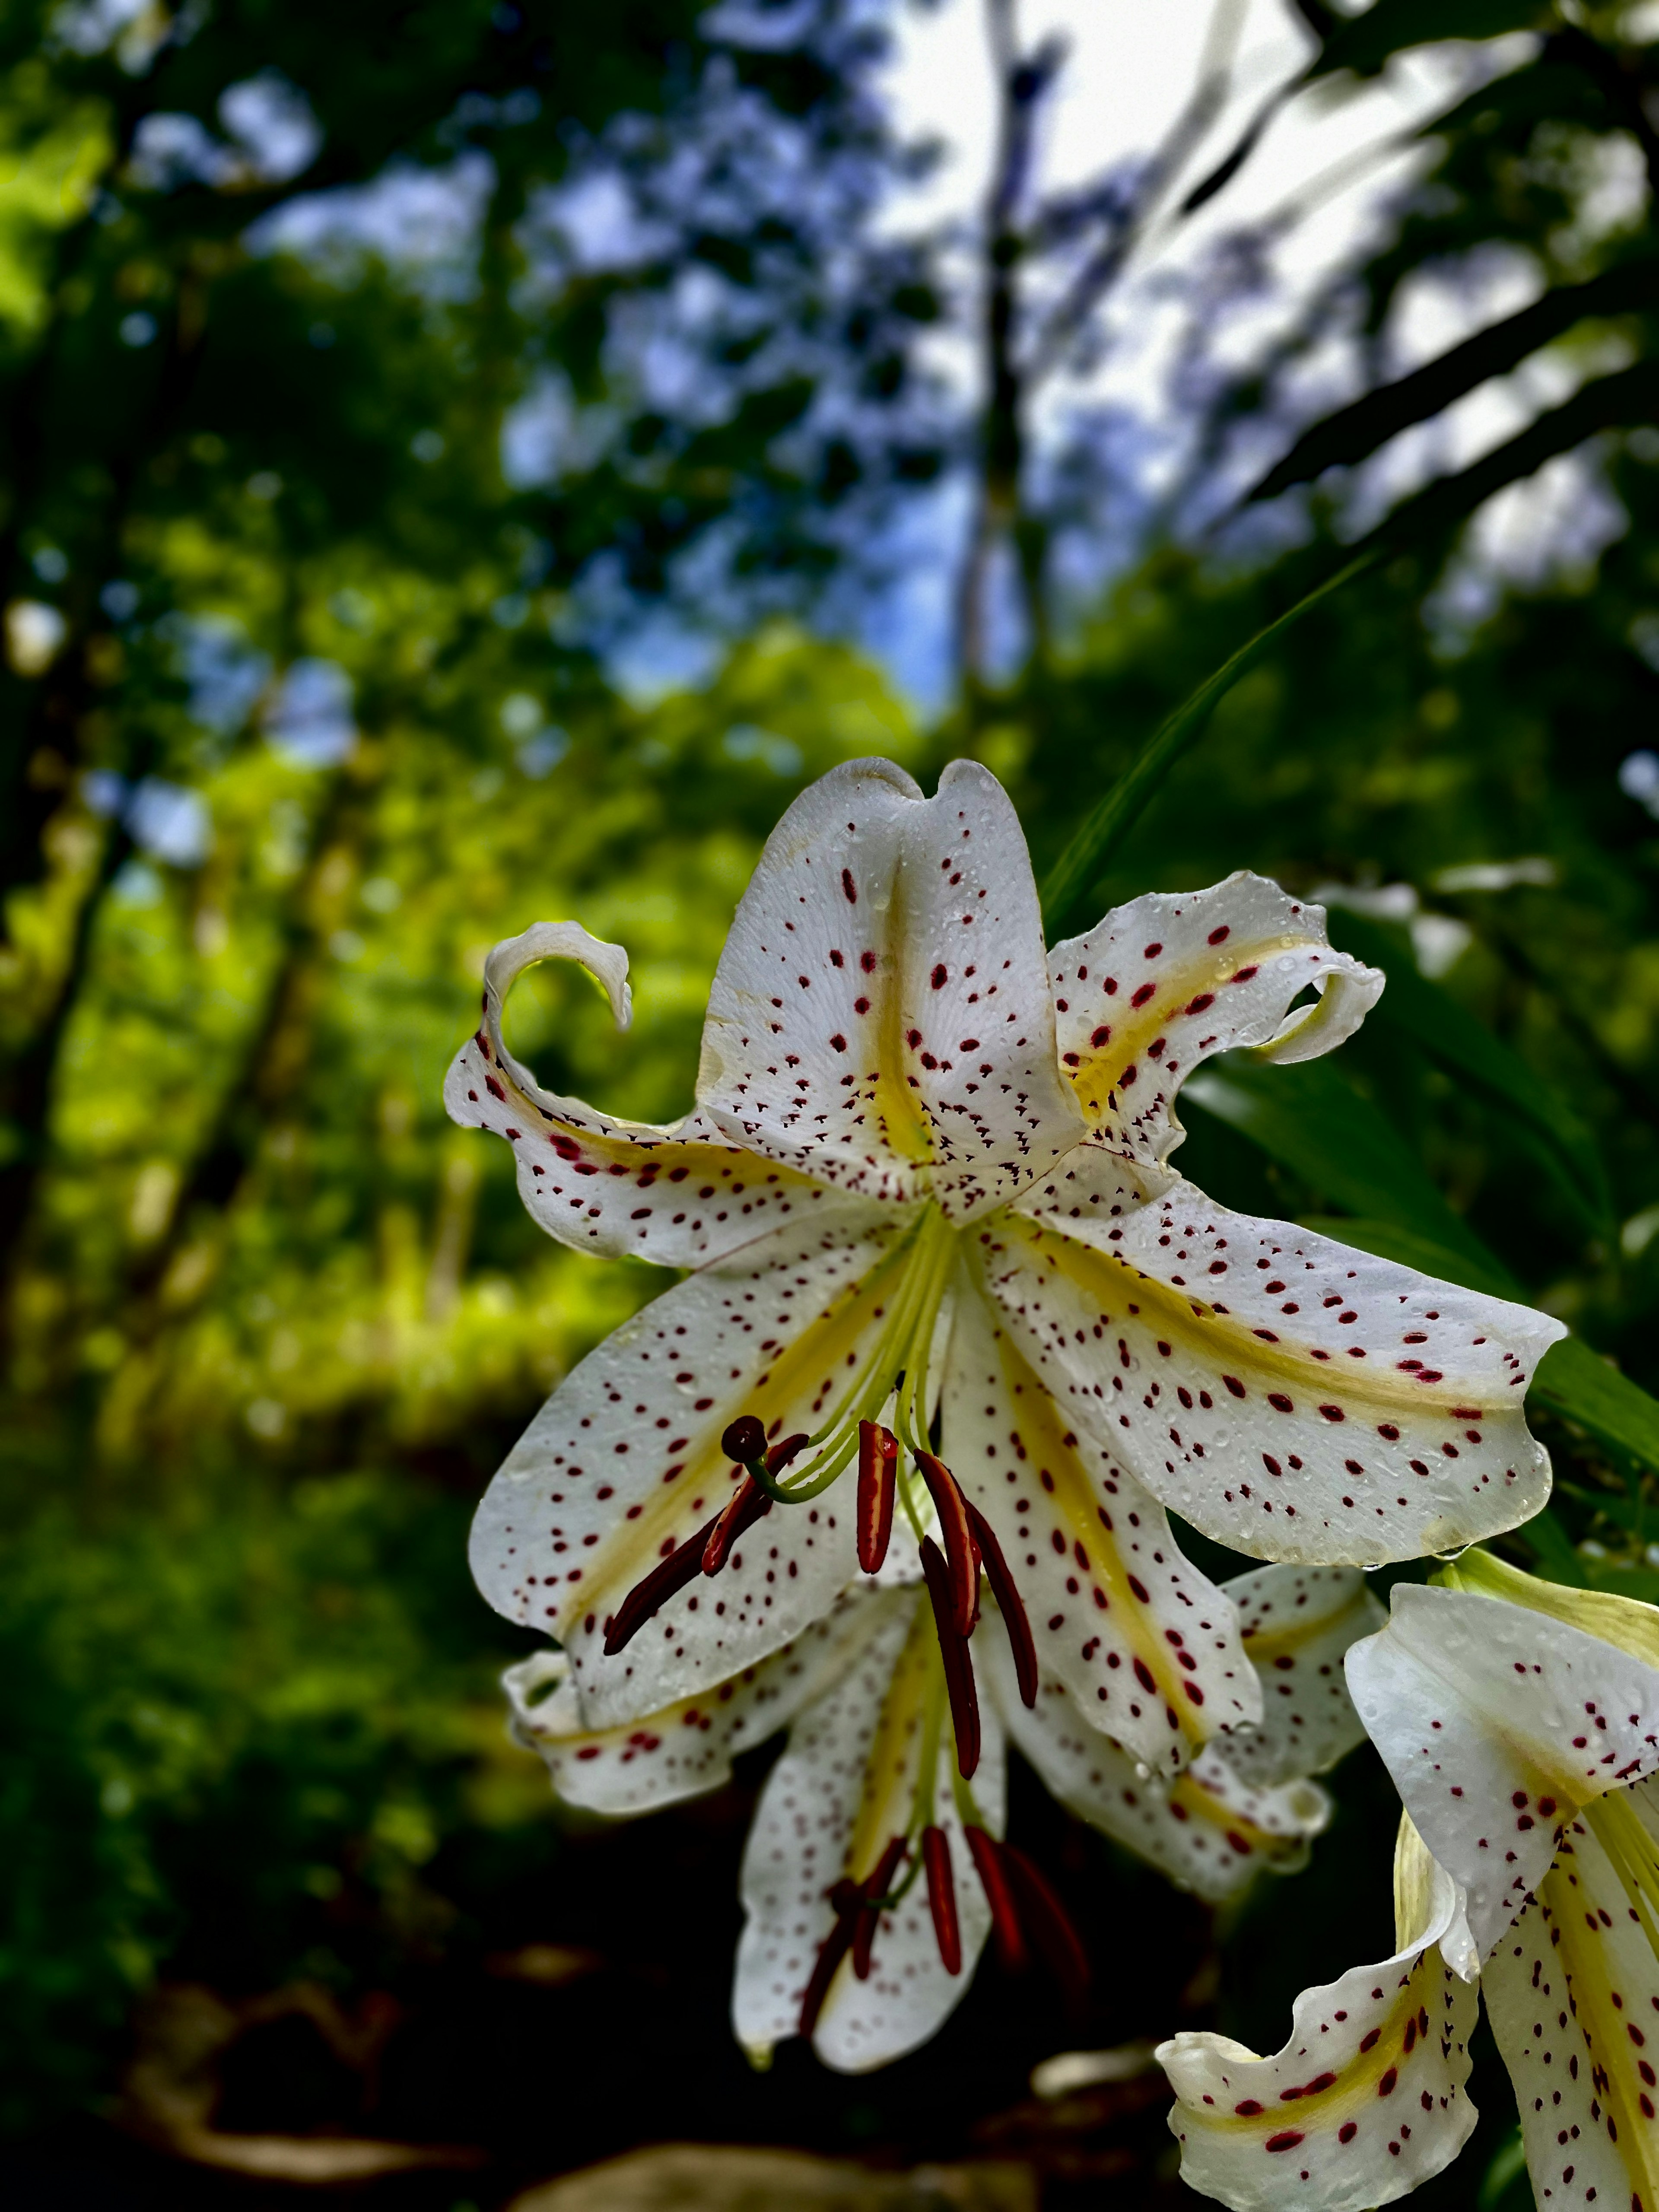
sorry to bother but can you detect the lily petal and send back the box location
[1159,1833,1479,2212]
[1047,874,1382,1173]
[697,758,1087,1221]
[731,1589,1005,2074]
[1485,1792,1659,2211]
[447,921,826,1267]
[982,1651,1328,1904]
[1223,1564,1385,1790]
[942,1264,1260,1775]
[471,1203,917,1728]
[502,1590,886,1817]
[1346,1585,1659,1959]
[995,1157,1565,1565]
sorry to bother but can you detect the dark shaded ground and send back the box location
[0,1727,1524,2211]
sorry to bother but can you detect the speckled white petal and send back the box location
[1047,874,1382,1173]
[696,757,1087,1223]
[993,1158,1565,1566]
[502,1590,886,1816]
[731,1590,1004,2074]
[1485,1801,1659,2212]
[942,1264,1259,1776]
[471,1201,916,1729]
[1346,1586,1659,1960]
[447,920,826,1267]
[982,1649,1327,1904]
[1222,1565,1385,1790]
[1159,1843,1478,2212]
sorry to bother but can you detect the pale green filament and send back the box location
[758,1204,959,1507]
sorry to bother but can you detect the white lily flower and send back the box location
[1160,1553,1659,2212]
[449,758,1563,1773]
[506,1561,1365,2073]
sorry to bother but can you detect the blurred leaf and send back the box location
[1355,359,1659,558]
[1312,1,1555,78]
[1039,554,1379,935]
[1516,1503,1589,1585]
[1247,256,1659,503]
[1326,908,1611,1235]
[1182,1055,1494,1263]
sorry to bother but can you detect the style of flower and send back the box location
[1159,1553,1659,2212]
[448,757,1563,1783]
[505,1561,1374,2072]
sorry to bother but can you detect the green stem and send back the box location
[1038,549,1381,939]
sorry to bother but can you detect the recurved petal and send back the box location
[501,1591,883,1817]
[447,920,826,1267]
[696,758,1086,1222]
[1047,874,1382,1172]
[731,1590,1005,2074]
[942,1265,1260,1776]
[1158,1844,1478,2212]
[1222,1564,1385,1790]
[471,1201,915,1729]
[1346,1585,1659,1959]
[982,1653,1327,1904]
[998,1157,1565,1566]
[1485,1796,1659,2211]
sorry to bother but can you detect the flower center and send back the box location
[750,1201,960,1509]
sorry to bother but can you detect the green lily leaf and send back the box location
[1182,1055,1494,1265]
[1325,908,1611,1237]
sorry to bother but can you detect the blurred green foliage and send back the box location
[5,0,1659,2187]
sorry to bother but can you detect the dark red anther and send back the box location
[603,1514,720,1654]
[922,1825,961,1975]
[920,1536,981,1778]
[1001,1843,1090,2012]
[852,1834,908,1981]
[963,1826,1027,1974]
[722,1414,767,1464]
[702,1475,772,1575]
[964,1502,1039,1709]
[857,1422,899,1574]
[798,1878,863,2037]
[915,1450,978,1635]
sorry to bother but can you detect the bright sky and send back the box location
[861,0,1592,703]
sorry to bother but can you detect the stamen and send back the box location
[702,1475,771,1575]
[964,1502,1038,1709]
[852,1834,909,1981]
[1000,1843,1090,2011]
[857,1421,899,1574]
[916,1450,979,1636]
[922,1824,961,1975]
[604,1513,721,1654]
[798,1878,863,2038]
[920,1535,981,1778]
[963,1826,1027,1974]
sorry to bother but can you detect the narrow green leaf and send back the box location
[1182,1055,1494,1264]
[1247,257,1659,503]
[1519,1504,1590,1587]
[1530,1336,1659,1475]
[1326,908,1611,1235]
[1038,552,1379,936]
